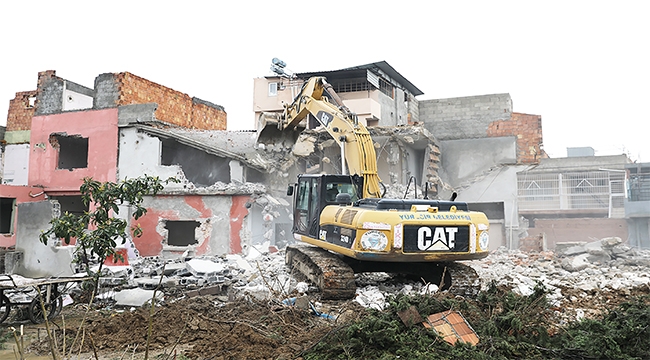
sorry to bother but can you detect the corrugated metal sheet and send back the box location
[366,70,379,89]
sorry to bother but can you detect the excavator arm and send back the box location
[279,77,382,198]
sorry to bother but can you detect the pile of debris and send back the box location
[86,236,650,320]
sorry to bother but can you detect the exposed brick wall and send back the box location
[6,71,58,131]
[115,72,227,130]
[6,91,36,131]
[519,233,545,252]
[487,112,548,164]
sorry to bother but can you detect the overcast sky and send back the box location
[1,1,648,162]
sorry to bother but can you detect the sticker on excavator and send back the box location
[402,225,470,252]
[320,225,355,249]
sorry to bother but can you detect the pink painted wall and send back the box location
[133,195,216,257]
[28,108,119,191]
[0,185,48,247]
[132,195,251,257]
[230,195,249,254]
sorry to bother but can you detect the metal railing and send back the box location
[517,171,626,216]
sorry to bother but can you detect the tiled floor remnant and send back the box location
[422,310,479,345]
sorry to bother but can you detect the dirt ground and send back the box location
[9,295,366,360]
[3,282,648,359]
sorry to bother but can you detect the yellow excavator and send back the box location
[259,77,490,299]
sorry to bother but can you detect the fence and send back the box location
[517,170,626,217]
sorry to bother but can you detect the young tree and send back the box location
[39,175,177,290]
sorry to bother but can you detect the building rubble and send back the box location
[82,236,650,320]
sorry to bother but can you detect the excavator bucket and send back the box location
[256,112,304,146]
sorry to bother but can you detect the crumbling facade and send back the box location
[0,71,257,276]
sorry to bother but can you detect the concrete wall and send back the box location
[35,72,94,116]
[132,194,251,257]
[14,200,75,277]
[0,185,48,248]
[29,108,119,191]
[2,144,30,185]
[419,94,512,140]
[118,127,189,190]
[440,137,517,185]
[453,165,530,249]
[627,218,650,249]
[378,88,409,126]
[528,218,629,249]
[96,72,227,130]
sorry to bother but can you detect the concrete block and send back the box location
[187,284,228,298]
[555,242,587,257]
[163,262,186,275]
[186,259,225,277]
[601,237,623,248]
[561,254,590,272]
[584,241,606,256]
[134,276,174,289]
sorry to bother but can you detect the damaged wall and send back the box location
[528,218,629,249]
[13,200,74,277]
[29,109,119,191]
[0,185,47,248]
[35,71,94,116]
[95,72,227,130]
[2,144,30,185]
[6,90,37,132]
[118,127,191,190]
[487,113,546,164]
[130,194,251,257]
[440,137,518,186]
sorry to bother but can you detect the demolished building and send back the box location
[0,68,448,277]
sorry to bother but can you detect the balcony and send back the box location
[517,171,626,218]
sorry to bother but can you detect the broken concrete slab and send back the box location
[555,242,587,257]
[186,258,225,277]
[114,288,164,307]
[561,253,591,272]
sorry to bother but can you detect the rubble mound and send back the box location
[31,296,359,359]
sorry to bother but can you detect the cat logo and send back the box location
[417,226,458,251]
[316,111,333,127]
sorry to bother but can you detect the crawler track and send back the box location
[286,244,481,299]
[285,244,356,300]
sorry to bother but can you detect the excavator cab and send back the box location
[290,174,361,238]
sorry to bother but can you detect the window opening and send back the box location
[165,220,199,246]
[0,198,15,234]
[379,78,394,98]
[161,139,230,185]
[49,196,88,217]
[53,134,88,169]
[332,79,370,93]
[268,83,278,96]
